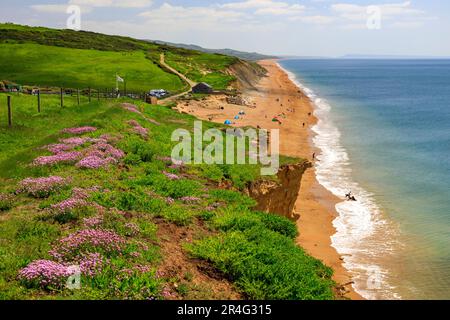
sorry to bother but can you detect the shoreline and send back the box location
[176,59,362,300]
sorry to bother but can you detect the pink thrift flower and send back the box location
[61,126,97,135]
[17,176,68,198]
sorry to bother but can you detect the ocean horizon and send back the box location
[279,58,450,300]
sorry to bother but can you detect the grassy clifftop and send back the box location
[0,93,335,300]
[0,23,248,91]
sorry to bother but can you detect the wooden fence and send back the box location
[2,87,152,127]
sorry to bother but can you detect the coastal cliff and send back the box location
[246,161,312,221]
[227,59,268,91]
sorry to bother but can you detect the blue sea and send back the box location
[279,59,450,300]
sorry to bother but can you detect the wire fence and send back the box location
[1,87,158,127]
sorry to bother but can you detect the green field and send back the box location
[0,43,186,93]
[0,94,335,300]
[158,47,238,89]
[0,23,242,92]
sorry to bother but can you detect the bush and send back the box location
[213,207,298,239]
[0,193,14,212]
[91,190,167,215]
[160,205,194,226]
[138,173,202,199]
[208,189,256,208]
[188,226,334,300]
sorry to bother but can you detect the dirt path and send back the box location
[159,53,196,103]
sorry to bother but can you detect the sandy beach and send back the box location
[177,60,361,300]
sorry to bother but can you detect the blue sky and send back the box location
[1,0,449,56]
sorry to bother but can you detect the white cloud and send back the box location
[332,1,425,21]
[330,1,434,29]
[296,15,335,25]
[221,0,288,10]
[31,0,152,14]
[69,0,153,8]
[31,4,74,13]
[139,3,245,24]
[221,0,304,16]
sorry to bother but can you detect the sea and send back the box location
[279,59,450,300]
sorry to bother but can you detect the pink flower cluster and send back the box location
[124,223,140,236]
[83,216,104,228]
[163,171,180,180]
[76,142,125,169]
[61,126,97,135]
[77,253,108,277]
[18,253,108,288]
[17,176,68,198]
[49,187,104,216]
[76,156,116,169]
[127,120,149,139]
[33,151,82,166]
[122,103,142,115]
[46,144,73,154]
[50,197,88,214]
[121,265,152,276]
[18,260,71,289]
[49,229,126,261]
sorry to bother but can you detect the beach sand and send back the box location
[176,60,362,300]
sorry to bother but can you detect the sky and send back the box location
[1,0,449,56]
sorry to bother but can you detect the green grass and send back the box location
[0,91,334,300]
[188,206,335,300]
[163,49,238,89]
[0,44,185,93]
[0,23,240,92]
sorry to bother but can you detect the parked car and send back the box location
[149,89,169,98]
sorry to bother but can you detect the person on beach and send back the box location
[345,191,357,202]
[312,153,316,160]
[303,122,305,128]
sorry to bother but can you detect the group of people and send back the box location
[345,191,357,202]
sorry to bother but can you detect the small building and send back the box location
[192,82,213,94]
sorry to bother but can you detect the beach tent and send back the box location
[234,116,239,120]
[224,120,232,125]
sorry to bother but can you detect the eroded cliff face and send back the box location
[227,60,268,91]
[246,161,312,221]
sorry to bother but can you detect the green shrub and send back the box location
[208,189,256,208]
[91,190,167,214]
[188,226,334,300]
[138,173,202,199]
[212,208,298,239]
[124,153,143,166]
[160,205,194,226]
[0,193,14,212]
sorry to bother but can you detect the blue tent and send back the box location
[224,120,232,125]
[234,116,239,120]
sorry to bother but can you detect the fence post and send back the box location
[7,96,12,127]
[60,88,64,107]
[37,89,41,113]
[88,87,91,103]
[77,89,80,105]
